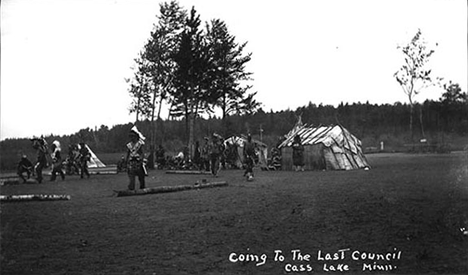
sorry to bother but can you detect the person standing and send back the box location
[156,144,166,170]
[243,134,256,180]
[193,140,201,170]
[78,142,91,179]
[201,137,210,171]
[125,126,146,190]
[31,138,48,183]
[50,140,65,181]
[292,135,305,171]
[209,134,223,177]
[17,155,33,183]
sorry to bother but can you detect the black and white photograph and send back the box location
[1,0,467,274]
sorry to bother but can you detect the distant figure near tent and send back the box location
[279,124,370,171]
[65,144,81,175]
[292,135,305,172]
[50,140,65,181]
[78,142,91,179]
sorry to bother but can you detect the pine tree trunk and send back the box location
[419,104,425,138]
[188,112,195,161]
[222,94,227,137]
[156,96,164,145]
[409,103,414,141]
[148,89,158,169]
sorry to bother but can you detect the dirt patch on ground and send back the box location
[1,152,468,274]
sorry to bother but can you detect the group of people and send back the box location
[196,133,259,180]
[17,126,305,190]
[151,132,257,180]
[18,138,92,183]
[154,133,227,176]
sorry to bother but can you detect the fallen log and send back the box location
[114,181,228,197]
[0,178,39,185]
[45,165,118,176]
[166,170,212,175]
[0,194,71,202]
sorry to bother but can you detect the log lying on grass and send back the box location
[0,178,38,185]
[114,181,228,197]
[166,170,213,175]
[0,194,71,202]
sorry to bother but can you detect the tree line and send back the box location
[1,94,466,172]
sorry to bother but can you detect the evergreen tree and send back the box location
[170,6,211,157]
[205,19,260,135]
[141,1,187,167]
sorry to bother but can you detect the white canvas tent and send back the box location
[80,144,106,168]
[279,124,370,171]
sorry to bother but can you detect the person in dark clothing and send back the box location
[292,135,305,171]
[78,142,91,179]
[50,140,65,181]
[200,137,210,171]
[31,138,48,183]
[156,145,166,169]
[117,155,127,172]
[65,144,80,175]
[193,141,201,169]
[243,134,256,180]
[17,155,33,183]
[209,134,223,177]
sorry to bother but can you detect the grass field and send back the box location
[1,152,467,274]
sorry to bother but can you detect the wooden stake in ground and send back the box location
[0,194,71,202]
[114,181,228,197]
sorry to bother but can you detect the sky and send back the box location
[1,0,467,140]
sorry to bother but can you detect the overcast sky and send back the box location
[1,0,466,140]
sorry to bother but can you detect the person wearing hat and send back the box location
[50,140,66,181]
[17,155,33,183]
[125,126,146,190]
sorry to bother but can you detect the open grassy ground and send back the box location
[1,152,467,274]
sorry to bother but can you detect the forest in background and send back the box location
[1,98,467,172]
